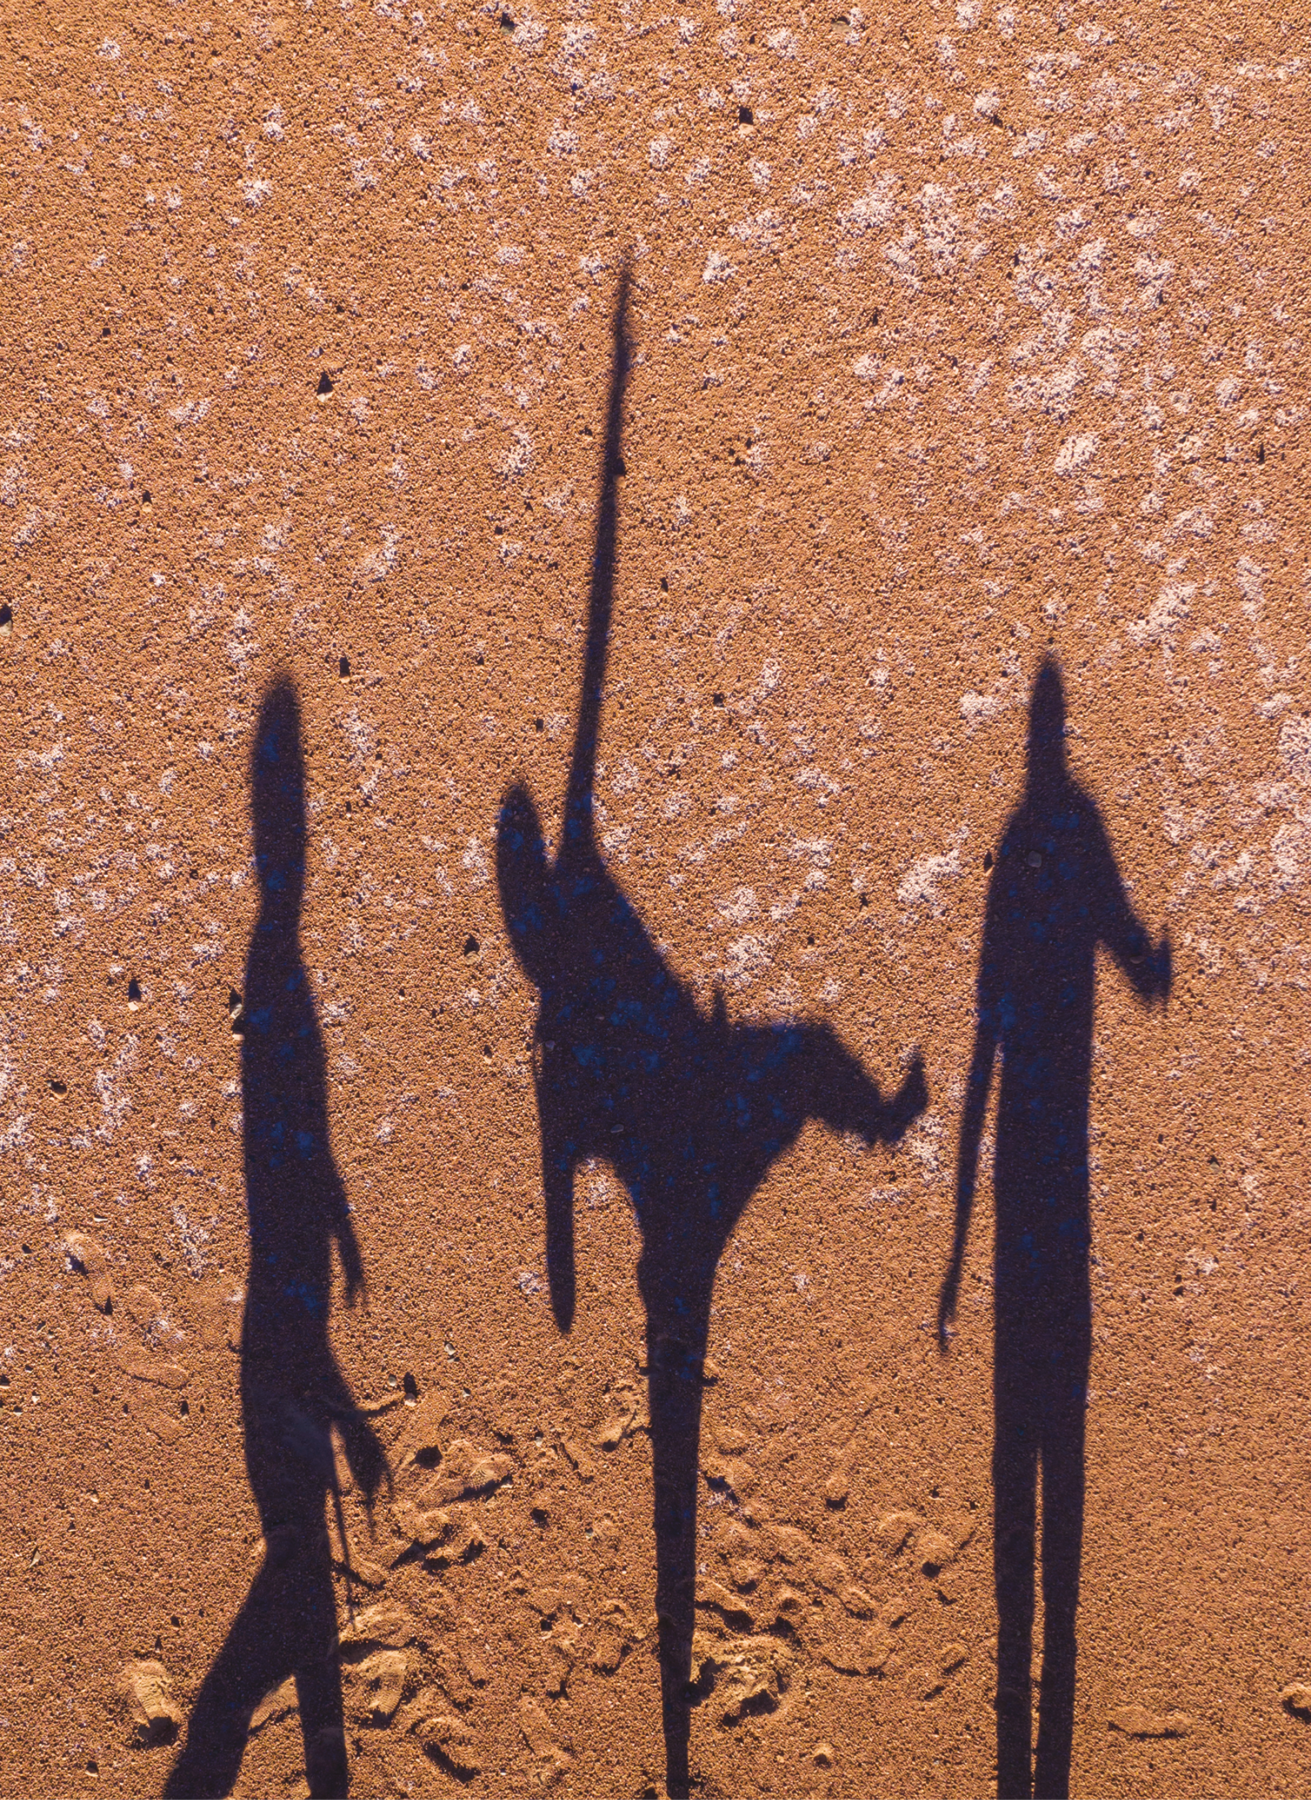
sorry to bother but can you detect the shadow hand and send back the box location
[1153,933,1172,1001]
[887,1052,928,1142]
[339,1231,367,1308]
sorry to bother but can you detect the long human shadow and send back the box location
[165,680,387,1800]
[938,661,1170,1799]
[497,271,927,1798]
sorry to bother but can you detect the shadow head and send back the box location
[251,678,307,905]
[1027,656,1069,795]
[496,784,556,982]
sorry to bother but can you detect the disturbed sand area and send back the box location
[1,2,1310,1795]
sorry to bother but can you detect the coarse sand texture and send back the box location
[1,5,1309,1798]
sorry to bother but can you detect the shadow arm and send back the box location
[541,1119,577,1333]
[324,1161,366,1306]
[1095,826,1172,1003]
[938,1020,996,1350]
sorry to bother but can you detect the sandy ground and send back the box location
[1,4,1309,1795]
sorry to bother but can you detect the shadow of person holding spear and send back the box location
[498,269,926,1797]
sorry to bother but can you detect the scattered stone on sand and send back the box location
[1107,1705,1193,1738]
[119,1353,189,1388]
[694,1632,793,1722]
[591,1601,637,1675]
[911,1663,945,1702]
[880,1594,911,1630]
[553,1436,591,1482]
[730,1556,764,1592]
[414,1706,482,1778]
[339,1600,419,1652]
[769,1524,811,1563]
[65,1230,114,1312]
[813,1741,836,1767]
[390,1500,452,1555]
[117,1659,183,1747]
[820,1624,894,1677]
[840,1583,876,1618]
[771,1588,807,1628]
[124,1283,163,1329]
[250,1676,298,1733]
[876,1511,921,1555]
[811,1552,850,1593]
[519,1696,571,1778]
[915,1528,957,1575]
[1281,1682,1311,1722]
[697,1580,753,1630]
[394,1390,450,1468]
[348,1649,409,1724]
[941,1641,969,1675]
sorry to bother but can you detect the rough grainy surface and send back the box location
[1,3,1309,1796]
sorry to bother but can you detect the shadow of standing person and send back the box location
[937,660,1170,1799]
[165,680,386,1800]
[497,270,927,1798]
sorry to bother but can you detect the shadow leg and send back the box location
[1033,1329,1089,1800]
[994,1344,1039,1800]
[294,1526,350,1799]
[644,1316,709,1800]
[165,1517,344,1799]
[164,1556,298,1799]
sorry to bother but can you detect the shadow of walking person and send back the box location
[165,680,387,1800]
[937,660,1170,1800]
[497,270,927,1798]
